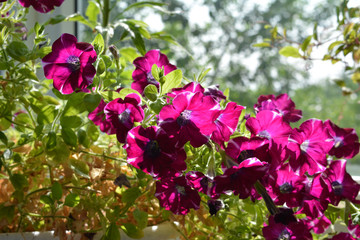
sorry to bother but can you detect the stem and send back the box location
[79,150,127,163]
[254,181,279,215]
[102,0,110,52]
[0,156,12,177]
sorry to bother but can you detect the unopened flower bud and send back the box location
[109,45,119,60]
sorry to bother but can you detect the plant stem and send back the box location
[254,180,279,215]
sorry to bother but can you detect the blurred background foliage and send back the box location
[80,0,360,165]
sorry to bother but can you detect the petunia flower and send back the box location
[42,33,97,94]
[159,91,220,148]
[329,233,356,240]
[88,99,115,135]
[324,119,360,159]
[155,176,201,215]
[104,93,144,143]
[287,119,334,175]
[254,93,302,123]
[310,160,360,206]
[185,171,213,196]
[132,49,176,94]
[125,126,187,178]
[211,102,244,146]
[18,0,64,13]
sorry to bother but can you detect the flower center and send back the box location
[147,71,156,83]
[257,130,271,139]
[278,229,291,240]
[334,137,344,148]
[118,109,131,123]
[176,110,192,126]
[331,181,343,196]
[144,140,161,159]
[237,150,255,162]
[300,140,310,153]
[175,185,186,196]
[200,177,209,189]
[279,182,293,194]
[67,55,80,71]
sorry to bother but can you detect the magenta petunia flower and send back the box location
[306,215,331,234]
[267,163,308,207]
[203,84,227,102]
[42,33,97,94]
[159,91,220,148]
[245,110,292,146]
[254,93,302,123]
[132,49,177,94]
[104,93,144,143]
[18,0,64,13]
[88,99,115,135]
[168,82,204,99]
[329,233,356,240]
[185,171,213,196]
[310,160,360,206]
[211,102,244,146]
[324,120,360,159]
[287,119,334,175]
[296,199,328,220]
[213,158,269,199]
[125,126,187,178]
[155,176,201,215]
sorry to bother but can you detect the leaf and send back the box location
[64,193,80,207]
[92,33,105,55]
[45,137,70,165]
[149,98,165,114]
[40,195,54,205]
[77,129,91,148]
[0,131,8,146]
[37,105,57,125]
[86,1,100,24]
[144,85,158,101]
[51,182,63,201]
[279,46,302,58]
[84,94,101,112]
[121,223,144,239]
[132,32,146,55]
[133,209,148,229]
[161,69,183,95]
[87,123,99,142]
[63,92,87,116]
[45,15,66,25]
[117,88,142,101]
[328,41,344,51]
[46,131,57,151]
[6,41,29,62]
[19,68,38,81]
[61,128,77,147]
[70,158,90,179]
[0,205,15,222]
[10,173,28,190]
[122,188,141,204]
[351,72,360,83]
[252,42,271,48]
[122,1,167,13]
[103,223,121,240]
[60,116,83,128]
[66,13,94,29]
[301,36,312,52]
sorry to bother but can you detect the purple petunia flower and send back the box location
[211,102,244,146]
[306,215,331,234]
[42,33,97,94]
[246,110,292,146]
[88,99,115,135]
[155,176,201,215]
[132,49,177,94]
[159,91,220,148]
[18,0,64,13]
[125,126,187,178]
[185,171,213,196]
[310,160,360,206]
[213,158,269,199]
[329,233,356,240]
[324,119,360,159]
[104,93,144,143]
[287,119,334,175]
[254,93,302,123]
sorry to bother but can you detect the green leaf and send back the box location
[46,132,57,151]
[63,92,87,116]
[61,128,77,147]
[0,205,15,222]
[6,41,29,62]
[45,137,70,165]
[252,42,271,48]
[37,105,57,125]
[66,13,94,28]
[122,1,167,13]
[77,129,90,148]
[97,58,106,75]
[40,195,54,205]
[102,55,112,68]
[60,116,83,128]
[87,123,100,142]
[45,15,66,25]
[119,47,140,62]
[51,182,63,201]
[0,131,8,146]
[92,33,105,55]
[10,173,28,190]
[301,36,312,52]
[313,22,318,41]
[103,223,121,240]
[132,32,146,55]
[64,193,80,207]
[19,68,38,81]
[279,46,302,58]
[121,223,144,239]
[351,72,360,83]
[122,188,141,204]
[149,98,165,114]
[151,64,161,82]
[144,85,158,101]
[86,1,100,24]
[117,88,142,101]
[70,158,90,179]
[84,94,101,112]
[133,209,148,229]
[328,41,344,51]
[161,69,183,95]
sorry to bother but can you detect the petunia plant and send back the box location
[0,0,360,240]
